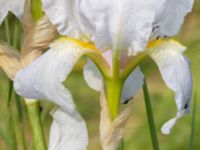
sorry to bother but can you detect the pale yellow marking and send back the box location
[147,38,180,49]
[59,36,99,51]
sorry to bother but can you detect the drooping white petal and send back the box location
[42,0,83,39]
[83,50,112,91]
[121,67,144,104]
[83,59,144,103]
[152,0,194,38]
[0,0,25,25]
[14,37,93,112]
[161,113,182,134]
[147,39,192,134]
[77,0,165,55]
[49,108,88,150]
[83,59,103,91]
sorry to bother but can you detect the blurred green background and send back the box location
[0,1,200,150]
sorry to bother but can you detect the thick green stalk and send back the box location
[25,100,47,150]
[31,0,44,21]
[105,78,123,119]
[143,79,159,150]
[105,45,122,119]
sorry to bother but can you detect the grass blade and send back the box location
[15,94,23,122]
[8,111,18,150]
[0,124,13,147]
[7,80,13,106]
[143,78,159,150]
[189,91,197,150]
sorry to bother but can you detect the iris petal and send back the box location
[147,39,192,134]
[49,108,88,150]
[154,0,194,37]
[42,0,82,38]
[14,37,93,112]
[42,0,166,54]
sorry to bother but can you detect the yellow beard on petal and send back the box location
[147,38,181,49]
[58,36,99,52]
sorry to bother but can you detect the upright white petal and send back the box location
[77,0,165,54]
[14,37,93,112]
[42,0,83,39]
[0,0,25,25]
[42,0,166,54]
[147,39,192,134]
[121,67,144,104]
[152,0,194,38]
[49,108,88,150]
[83,59,144,103]
[83,59,103,91]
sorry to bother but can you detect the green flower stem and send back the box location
[25,99,47,150]
[143,79,159,150]
[103,45,123,119]
[105,78,123,119]
[31,0,44,21]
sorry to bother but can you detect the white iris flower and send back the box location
[13,0,194,149]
